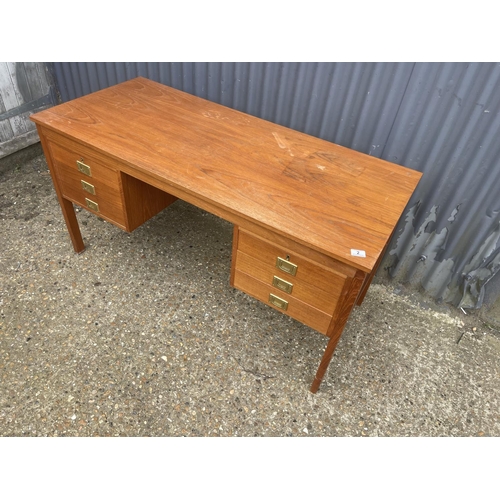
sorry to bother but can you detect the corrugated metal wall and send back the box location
[50,62,500,309]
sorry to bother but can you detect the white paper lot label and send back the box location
[351,249,366,257]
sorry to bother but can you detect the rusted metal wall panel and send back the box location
[50,62,500,308]
[381,63,500,308]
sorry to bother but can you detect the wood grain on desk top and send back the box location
[31,77,422,272]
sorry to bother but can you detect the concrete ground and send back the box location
[1,144,499,437]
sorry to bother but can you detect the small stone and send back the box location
[161,356,168,362]
[71,414,76,420]
[303,428,309,434]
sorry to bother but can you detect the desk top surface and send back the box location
[31,77,422,272]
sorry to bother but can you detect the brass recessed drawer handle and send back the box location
[77,159,92,176]
[272,275,293,294]
[85,198,99,212]
[276,256,298,276]
[81,180,95,195]
[269,293,288,311]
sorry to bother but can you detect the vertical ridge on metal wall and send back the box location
[51,62,500,308]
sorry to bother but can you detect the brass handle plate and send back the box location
[269,293,288,311]
[272,275,293,294]
[85,198,99,212]
[77,159,92,177]
[276,256,298,276]
[81,180,95,195]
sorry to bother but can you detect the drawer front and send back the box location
[233,270,332,334]
[48,140,126,228]
[235,250,341,315]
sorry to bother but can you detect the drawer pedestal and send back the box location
[39,129,177,245]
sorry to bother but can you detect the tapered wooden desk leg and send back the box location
[356,231,394,306]
[310,270,365,393]
[60,197,85,253]
[355,272,373,306]
[310,335,344,393]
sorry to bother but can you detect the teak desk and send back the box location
[31,77,422,393]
